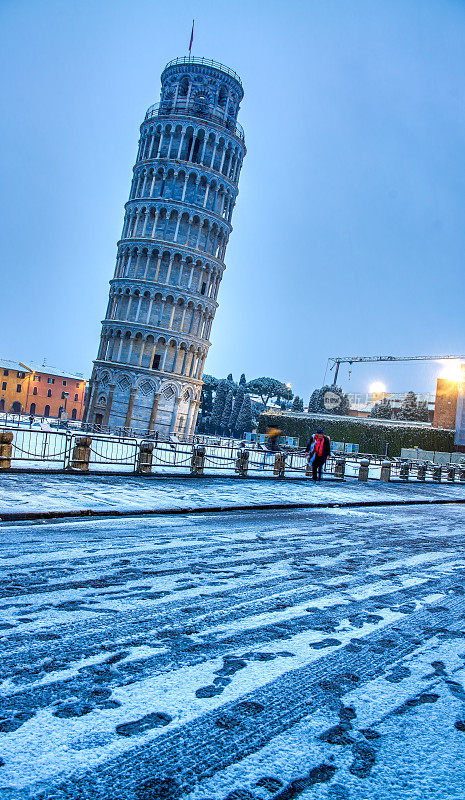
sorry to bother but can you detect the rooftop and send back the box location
[0,357,29,373]
[20,362,85,381]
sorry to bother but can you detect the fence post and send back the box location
[416,462,427,482]
[273,452,286,477]
[190,445,205,475]
[71,436,92,471]
[235,447,249,477]
[334,458,346,479]
[0,431,13,470]
[138,441,154,474]
[380,460,391,482]
[358,458,369,481]
[459,466,465,483]
[399,462,410,481]
[446,465,456,483]
[432,464,442,482]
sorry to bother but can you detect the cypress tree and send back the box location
[236,393,253,436]
[229,385,245,432]
[210,380,228,432]
[221,389,234,432]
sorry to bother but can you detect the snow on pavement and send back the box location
[0,472,464,515]
[1,501,465,797]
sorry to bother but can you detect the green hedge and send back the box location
[259,411,455,457]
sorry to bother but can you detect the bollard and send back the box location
[432,464,442,482]
[138,441,154,474]
[0,431,13,470]
[358,458,369,481]
[380,460,391,482]
[334,458,346,479]
[446,466,456,483]
[190,445,205,475]
[416,462,427,482]
[273,452,286,477]
[458,466,465,483]
[235,448,249,477]
[70,436,92,471]
[399,462,410,481]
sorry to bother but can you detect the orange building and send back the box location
[0,359,31,415]
[433,378,458,429]
[0,358,86,420]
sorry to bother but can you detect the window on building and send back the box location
[47,389,52,398]
[44,405,50,417]
[1,382,6,391]
[71,408,77,420]
[30,402,36,415]
[3,369,9,376]
[17,372,25,379]
[152,354,161,369]
[33,375,41,382]
[33,387,38,396]
[200,282,206,295]
[74,393,78,401]
[47,378,55,384]
[16,384,21,393]
[61,391,67,399]
[62,380,67,386]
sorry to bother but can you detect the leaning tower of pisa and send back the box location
[85,56,246,435]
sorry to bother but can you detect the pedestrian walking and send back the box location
[305,428,330,481]
[29,413,34,427]
[265,425,281,452]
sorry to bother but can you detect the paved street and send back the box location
[1,500,465,798]
[0,472,464,516]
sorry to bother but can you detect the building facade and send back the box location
[433,378,458,429]
[0,358,86,419]
[85,56,246,435]
[0,359,30,414]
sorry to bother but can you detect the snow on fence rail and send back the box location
[1,425,465,484]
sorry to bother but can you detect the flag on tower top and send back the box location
[189,20,194,54]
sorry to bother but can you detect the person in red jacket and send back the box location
[305,429,331,481]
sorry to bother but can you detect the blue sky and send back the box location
[1,0,464,399]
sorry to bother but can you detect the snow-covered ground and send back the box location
[1,500,465,798]
[0,472,464,515]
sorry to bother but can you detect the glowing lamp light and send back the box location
[369,381,386,394]
[437,360,463,382]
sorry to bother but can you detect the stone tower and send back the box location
[85,57,246,435]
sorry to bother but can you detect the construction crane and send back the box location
[328,355,465,386]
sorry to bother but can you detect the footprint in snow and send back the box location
[116,711,172,736]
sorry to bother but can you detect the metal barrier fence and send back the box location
[1,425,464,483]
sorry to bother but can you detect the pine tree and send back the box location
[370,398,392,419]
[229,385,245,432]
[399,391,418,421]
[236,393,253,436]
[417,400,429,422]
[292,395,304,411]
[239,373,246,386]
[210,380,228,432]
[227,373,233,382]
[221,390,234,432]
